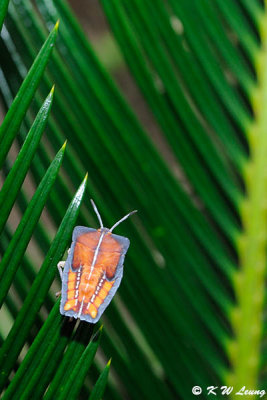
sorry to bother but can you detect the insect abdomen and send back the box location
[63,230,124,321]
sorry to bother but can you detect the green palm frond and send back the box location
[0,0,9,30]
[89,358,111,400]
[0,21,58,168]
[0,0,266,399]
[0,9,106,398]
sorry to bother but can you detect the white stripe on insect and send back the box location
[86,276,105,310]
[75,266,82,296]
[78,297,84,319]
[78,231,106,317]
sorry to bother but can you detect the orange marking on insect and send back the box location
[67,281,75,290]
[98,289,108,300]
[64,299,76,311]
[103,281,114,291]
[68,271,76,281]
[72,242,95,269]
[94,296,103,308]
[87,303,98,318]
[67,290,75,298]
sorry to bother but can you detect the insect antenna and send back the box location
[90,199,104,229]
[109,210,137,233]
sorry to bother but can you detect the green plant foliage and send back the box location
[0,142,64,309]
[57,326,103,400]
[89,359,111,400]
[0,0,9,30]
[0,87,54,234]
[0,7,105,398]
[0,20,58,168]
[43,322,94,400]
[0,0,266,399]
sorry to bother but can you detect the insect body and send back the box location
[59,200,136,323]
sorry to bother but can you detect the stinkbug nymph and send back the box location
[58,200,136,323]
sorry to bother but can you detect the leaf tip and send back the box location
[54,19,60,31]
[83,172,88,182]
[107,358,112,367]
[62,140,67,150]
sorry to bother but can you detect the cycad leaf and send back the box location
[0,144,67,390]
[1,0,267,399]
[43,323,94,400]
[89,359,111,400]
[2,300,62,400]
[0,142,65,309]
[0,0,9,30]
[57,326,102,400]
[2,0,232,395]
[0,86,54,233]
[0,19,58,168]
[0,173,87,391]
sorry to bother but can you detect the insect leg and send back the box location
[57,261,65,280]
[56,246,70,298]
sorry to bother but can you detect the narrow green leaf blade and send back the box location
[0,0,9,30]
[0,86,54,234]
[0,142,66,308]
[0,21,58,168]
[89,360,111,400]
[16,315,76,400]
[44,323,94,400]
[2,300,62,400]
[0,173,87,390]
[58,327,102,400]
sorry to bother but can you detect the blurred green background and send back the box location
[0,0,266,399]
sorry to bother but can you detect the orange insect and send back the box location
[58,200,136,323]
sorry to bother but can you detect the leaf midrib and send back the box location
[227,6,267,395]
